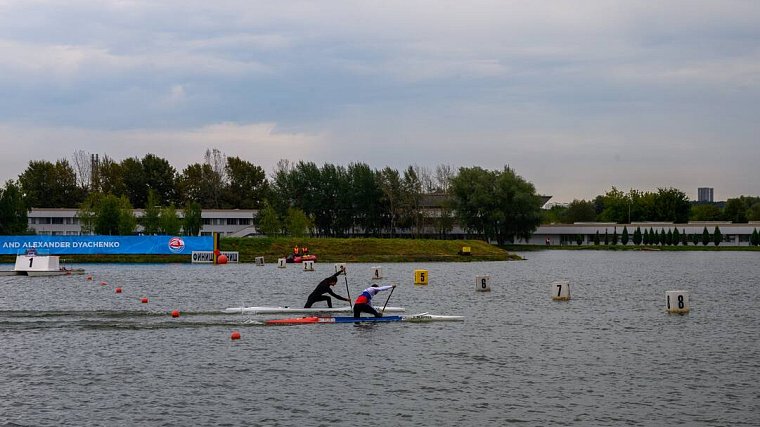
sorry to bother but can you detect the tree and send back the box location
[19,159,85,208]
[576,234,583,246]
[256,202,281,236]
[672,228,680,246]
[159,205,182,235]
[633,227,642,245]
[594,230,600,245]
[378,167,403,237]
[604,229,609,245]
[286,207,312,237]
[598,187,629,223]
[611,228,618,245]
[141,190,161,235]
[401,166,425,237]
[622,226,629,245]
[141,154,178,206]
[690,203,722,221]
[642,228,649,245]
[450,166,543,244]
[702,226,710,246]
[751,229,759,246]
[182,201,202,236]
[713,226,722,246]
[224,156,268,209]
[0,180,28,234]
[563,199,597,223]
[666,229,673,246]
[178,163,217,208]
[653,187,690,223]
[90,194,136,235]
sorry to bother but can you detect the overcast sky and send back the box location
[1,1,758,203]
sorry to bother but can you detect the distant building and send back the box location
[698,187,714,202]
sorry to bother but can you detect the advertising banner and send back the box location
[0,235,213,255]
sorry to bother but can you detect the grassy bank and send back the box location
[224,237,519,263]
[0,238,518,264]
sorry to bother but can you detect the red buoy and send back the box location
[86,276,93,281]
[230,331,241,340]
[217,254,228,264]
[141,297,149,304]
[115,287,122,293]
[100,281,108,286]
[171,310,180,318]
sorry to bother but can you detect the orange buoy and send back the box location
[115,287,122,293]
[217,254,228,264]
[230,331,241,340]
[86,276,93,281]
[141,297,149,304]
[171,310,180,318]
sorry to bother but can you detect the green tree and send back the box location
[348,163,385,236]
[666,229,673,245]
[0,181,29,234]
[722,197,750,223]
[751,229,759,246]
[451,166,542,244]
[19,159,85,208]
[690,203,722,221]
[622,226,629,245]
[672,228,680,246]
[598,187,629,223]
[691,233,699,246]
[178,163,218,208]
[286,207,312,237]
[611,228,618,245]
[401,166,425,237]
[141,190,161,235]
[576,234,583,246]
[379,167,403,236]
[702,226,710,246]
[604,229,609,245]
[563,199,597,223]
[223,156,268,209]
[593,231,600,245]
[642,228,649,245]
[159,205,182,235]
[182,201,202,236]
[747,202,760,221]
[91,194,136,235]
[141,154,178,206]
[713,226,722,246]
[633,227,642,245]
[653,188,690,223]
[256,202,281,236]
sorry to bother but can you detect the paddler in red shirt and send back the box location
[353,284,396,318]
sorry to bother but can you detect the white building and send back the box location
[28,208,258,237]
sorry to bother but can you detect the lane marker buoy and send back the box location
[141,297,149,304]
[171,310,180,318]
[115,287,122,293]
[231,331,241,340]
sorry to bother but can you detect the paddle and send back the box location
[380,285,396,314]
[343,272,352,309]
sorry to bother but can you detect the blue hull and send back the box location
[332,316,403,323]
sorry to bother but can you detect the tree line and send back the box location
[543,187,760,224]
[566,225,760,247]
[0,150,545,242]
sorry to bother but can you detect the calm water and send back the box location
[1,251,758,426]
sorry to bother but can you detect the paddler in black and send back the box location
[304,267,349,308]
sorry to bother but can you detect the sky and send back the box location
[0,1,758,204]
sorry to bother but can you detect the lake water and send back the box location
[1,251,758,426]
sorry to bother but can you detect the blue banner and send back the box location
[0,235,213,255]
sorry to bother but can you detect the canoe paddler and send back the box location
[304,266,349,308]
[353,284,396,318]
